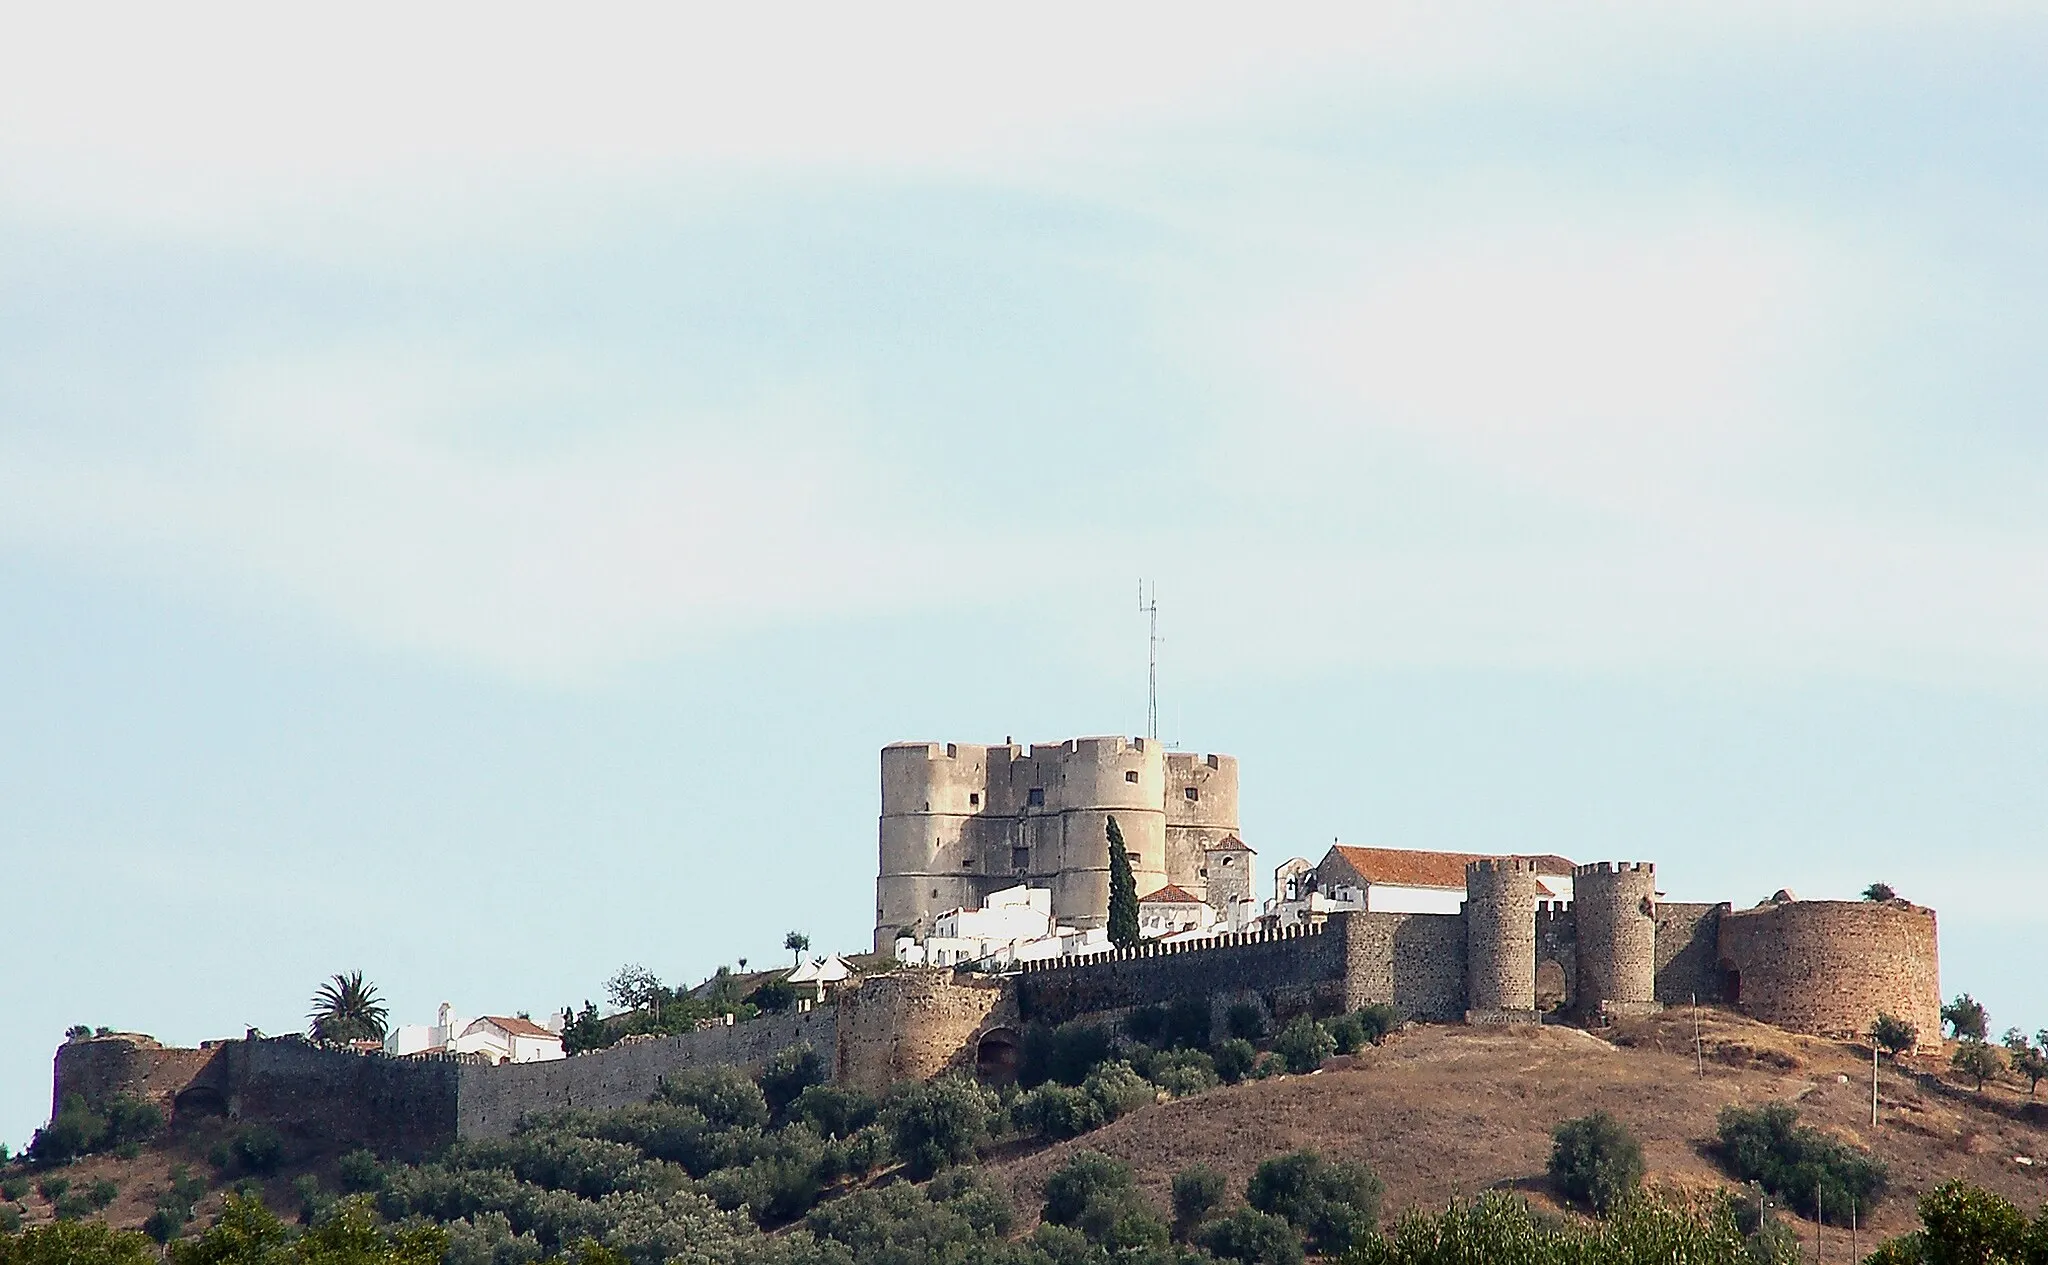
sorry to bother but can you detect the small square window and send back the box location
[1125,770,1139,783]
[1184,787,1200,801]
[969,792,980,806]
[1012,847,1029,870]
[1027,788,1045,807]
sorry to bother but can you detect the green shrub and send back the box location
[790,1083,877,1140]
[747,979,799,1014]
[1354,1003,1401,1046]
[337,1148,387,1193]
[231,1123,284,1176]
[1125,1004,1169,1046]
[0,1205,20,1234]
[1951,1039,2003,1090]
[293,1172,332,1224]
[1225,1002,1268,1042]
[1887,1180,2048,1265]
[1012,1083,1104,1141]
[758,1043,828,1122]
[1213,1038,1258,1084]
[659,1066,770,1132]
[1039,1150,1169,1254]
[1271,1017,1336,1074]
[85,1177,119,1209]
[53,1192,94,1221]
[1171,1164,1229,1238]
[882,1077,995,1180]
[1150,1049,1220,1098]
[0,1219,157,1263]
[99,1095,163,1150]
[1548,1110,1645,1215]
[0,1177,28,1202]
[1713,1102,1886,1225]
[1080,1060,1154,1120]
[1197,1207,1305,1265]
[1871,1012,1918,1058]
[1247,1149,1384,1255]
[1326,1013,1367,1054]
[1018,1022,1117,1088]
[35,1177,69,1203]
[25,1096,103,1166]
[1352,1191,1772,1264]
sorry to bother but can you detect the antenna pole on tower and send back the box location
[1137,581,1158,741]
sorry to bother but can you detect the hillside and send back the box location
[989,1011,2048,1251]
[7,1008,2045,1255]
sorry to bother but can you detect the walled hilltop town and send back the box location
[51,734,1941,1151]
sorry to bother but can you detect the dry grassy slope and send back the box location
[989,1010,2048,1251]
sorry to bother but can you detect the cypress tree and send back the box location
[1107,815,1141,947]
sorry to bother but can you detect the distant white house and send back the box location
[384,1003,565,1064]
[786,953,855,1000]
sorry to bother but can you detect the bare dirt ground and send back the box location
[988,1009,2048,1254]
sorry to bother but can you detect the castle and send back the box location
[876,737,1245,951]
[52,734,1942,1152]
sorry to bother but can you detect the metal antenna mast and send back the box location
[1137,581,1159,741]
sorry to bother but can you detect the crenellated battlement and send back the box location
[1574,861,1653,877]
[1468,857,1542,875]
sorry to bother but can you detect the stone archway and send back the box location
[1535,959,1568,1013]
[974,1027,1020,1084]
[173,1086,227,1123]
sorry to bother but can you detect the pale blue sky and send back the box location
[3,4,2046,1147]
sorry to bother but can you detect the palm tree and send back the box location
[784,931,810,967]
[308,971,389,1044]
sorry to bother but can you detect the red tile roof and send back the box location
[1318,846,1575,891]
[481,1015,560,1040]
[1138,884,1204,904]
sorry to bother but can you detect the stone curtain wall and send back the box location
[229,1039,462,1149]
[834,971,1012,1091]
[1652,902,1732,1005]
[1717,900,1941,1048]
[1338,913,1468,1020]
[1013,925,1347,1029]
[456,1009,838,1140]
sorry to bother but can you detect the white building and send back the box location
[786,953,855,1000]
[384,1003,565,1064]
[1266,846,1577,926]
[1137,884,1217,938]
[895,884,1111,968]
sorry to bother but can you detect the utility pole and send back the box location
[1137,580,1159,741]
[1872,1039,1881,1128]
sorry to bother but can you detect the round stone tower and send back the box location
[1572,862,1660,1019]
[876,742,990,952]
[1464,858,1541,1018]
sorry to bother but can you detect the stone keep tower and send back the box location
[875,737,1239,952]
[1572,862,1660,1018]
[1464,858,1541,1018]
